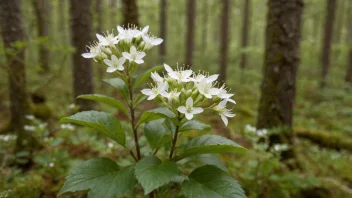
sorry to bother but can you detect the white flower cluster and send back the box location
[245,124,268,137]
[0,135,16,142]
[141,64,236,126]
[82,25,163,73]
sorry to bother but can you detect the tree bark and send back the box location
[122,0,139,27]
[70,0,95,111]
[218,0,230,83]
[320,0,337,88]
[110,0,117,26]
[0,0,34,168]
[159,0,167,63]
[201,0,209,54]
[184,0,196,68]
[345,2,352,83]
[240,0,251,70]
[96,0,103,33]
[256,0,303,168]
[32,0,50,72]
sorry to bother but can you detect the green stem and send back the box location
[169,113,181,159]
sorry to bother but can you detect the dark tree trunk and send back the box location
[110,0,117,26]
[218,0,230,83]
[240,0,251,70]
[256,0,303,168]
[320,0,337,88]
[33,0,50,72]
[184,0,196,68]
[201,0,209,54]
[159,0,167,62]
[346,3,352,83]
[96,0,103,33]
[0,0,34,168]
[122,0,139,27]
[70,0,95,111]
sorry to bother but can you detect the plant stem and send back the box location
[149,190,155,198]
[127,69,141,160]
[169,114,181,159]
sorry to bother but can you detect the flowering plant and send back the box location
[58,25,247,198]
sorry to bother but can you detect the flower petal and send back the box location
[106,67,118,73]
[137,52,146,59]
[152,38,163,45]
[191,107,204,114]
[177,106,187,114]
[220,115,228,126]
[141,89,154,95]
[164,64,173,73]
[82,53,94,58]
[122,52,132,60]
[186,97,193,107]
[134,59,144,64]
[103,59,113,67]
[185,113,194,120]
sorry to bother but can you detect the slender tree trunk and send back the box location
[257,0,303,168]
[70,0,95,110]
[201,0,209,54]
[0,0,34,168]
[184,0,196,68]
[345,3,352,83]
[159,0,167,63]
[59,0,67,44]
[122,0,139,27]
[110,0,117,26]
[96,0,103,33]
[240,0,251,70]
[320,0,337,88]
[218,0,230,83]
[32,0,50,72]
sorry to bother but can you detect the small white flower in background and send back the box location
[24,125,35,132]
[61,124,75,131]
[177,97,204,120]
[196,78,219,98]
[0,135,16,142]
[213,100,235,126]
[151,72,164,83]
[104,55,126,72]
[256,129,267,137]
[25,115,35,120]
[49,162,55,168]
[122,46,146,64]
[82,43,102,59]
[39,123,48,129]
[245,124,256,132]
[142,34,163,50]
[164,64,192,82]
[96,33,118,46]
[273,144,288,152]
[141,82,169,100]
[108,142,114,148]
[68,103,76,109]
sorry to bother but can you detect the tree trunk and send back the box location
[122,0,139,27]
[0,0,34,168]
[218,0,230,83]
[184,0,196,68]
[201,0,209,55]
[110,0,117,26]
[345,2,352,84]
[70,0,95,111]
[240,0,251,70]
[320,0,337,88]
[256,0,303,168]
[159,0,167,63]
[32,0,50,72]
[96,0,103,33]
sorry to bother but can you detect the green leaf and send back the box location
[59,158,137,198]
[135,156,179,194]
[179,120,211,132]
[180,154,228,172]
[174,135,246,161]
[103,78,129,100]
[182,165,246,198]
[134,94,147,106]
[137,107,176,127]
[77,94,128,116]
[60,111,125,147]
[144,119,171,149]
[132,65,163,89]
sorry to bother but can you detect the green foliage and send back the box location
[182,165,246,198]
[144,119,171,149]
[59,158,136,198]
[179,120,211,132]
[103,78,129,100]
[60,111,125,147]
[78,94,128,116]
[135,156,180,195]
[132,65,164,89]
[137,107,176,127]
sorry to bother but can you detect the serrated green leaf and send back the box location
[182,165,246,198]
[59,158,137,198]
[103,78,129,100]
[135,156,179,195]
[137,107,176,127]
[78,94,128,116]
[179,120,211,132]
[60,111,125,146]
[144,119,171,149]
[174,135,246,161]
[132,65,163,89]
[180,154,228,172]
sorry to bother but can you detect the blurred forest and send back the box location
[0,0,352,197]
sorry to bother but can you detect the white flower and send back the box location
[273,144,288,152]
[122,46,146,64]
[68,103,76,109]
[177,97,204,120]
[245,124,256,132]
[25,115,35,120]
[213,100,235,126]
[256,129,268,137]
[141,82,169,100]
[206,74,219,83]
[191,73,206,82]
[165,90,181,101]
[196,78,219,98]
[39,123,48,129]
[61,124,75,130]
[96,33,118,46]
[49,162,55,168]
[164,64,192,82]
[117,25,148,43]
[103,55,126,72]
[151,72,164,83]
[217,86,236,104]
[108,142,114,148]
[142,34,163,50]
[82,44,102,58]
[24,125,35,131]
